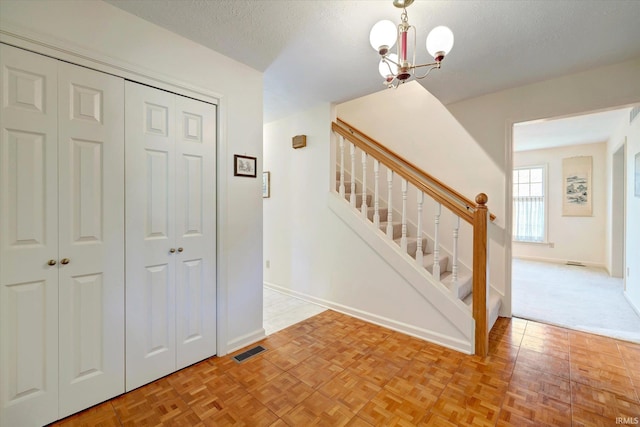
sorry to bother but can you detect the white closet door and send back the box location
[125,81,177,391]
[174,96,216,369]
[0,44,60,427]
[57,62,124,417]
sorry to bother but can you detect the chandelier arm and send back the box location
[382,60,396,78]
[413,65,441,80]
[412,61,441,69]
[383,56,401,68]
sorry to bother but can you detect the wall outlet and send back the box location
[549,242,554,248]
[266,260,270,268]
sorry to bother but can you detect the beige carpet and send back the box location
[512,258,640,343]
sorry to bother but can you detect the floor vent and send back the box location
[232,345,267,363]
[566,261,585,267]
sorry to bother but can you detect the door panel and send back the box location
[125,81,176,391]
[57,61,124,417]
[145,264,172,357]
[67,273,103,379]
[175,96,216,369]
[0,44,59,427]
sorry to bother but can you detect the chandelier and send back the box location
[370,0,454,88]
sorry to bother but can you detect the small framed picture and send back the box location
[262,171,270,198]
[234,154,257,177]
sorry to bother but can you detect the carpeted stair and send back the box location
[337,172,501,329]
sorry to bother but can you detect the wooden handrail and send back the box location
[333,119,496,223]
[333,118,492,356]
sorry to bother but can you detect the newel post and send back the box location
[473,193,489,357]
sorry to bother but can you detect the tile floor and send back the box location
[51,308,640,426]
[263,287,326,335]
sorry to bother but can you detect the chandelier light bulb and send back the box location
[370,20,397,55]
[378,53,399,78]
[426,25,454,60]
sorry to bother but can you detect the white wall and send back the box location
[513,143,607,266]
[606,115,629,277]
[264,103,472,351]
[625,116,640,313]
[607,112,640,313]
[446,58,640,316]
[0,0,265,353]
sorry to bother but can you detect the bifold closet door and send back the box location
[174,94,216,370]
[125,81,216,391]
[0,44,125,426]
[125,82,177,390]
[56,61,125,418]
[0,44,60,427]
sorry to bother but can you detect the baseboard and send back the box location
[264,281,473,354]
[226,328,266,355]
[513,255,605,270]
[624,291,640,318]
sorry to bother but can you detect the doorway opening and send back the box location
[510,106,640,343]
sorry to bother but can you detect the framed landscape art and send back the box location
[562,156,592,216]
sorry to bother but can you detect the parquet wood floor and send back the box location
[51,312,640,426]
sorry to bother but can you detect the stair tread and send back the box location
[440,271,472,300]
[463,288,501,308]
[422,253,449,262]
[394,236,422,244]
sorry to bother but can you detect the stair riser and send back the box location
[337,181,359,194]
[380,223,402,239]
[404,238,430,258]
[345,193,372,208]
[367,208,389,222]
[442,274,472,300]
[425,255,449,276]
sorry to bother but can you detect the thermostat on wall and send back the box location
[292,135,306,149]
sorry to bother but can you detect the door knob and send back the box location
[169,248,176,253]
[47,259,57,266]
[177,247,183,253]
[60,258,70,265]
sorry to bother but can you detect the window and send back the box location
[513,166,545,242]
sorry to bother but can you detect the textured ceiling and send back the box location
[514,108,632,152]
[105,0,640,127]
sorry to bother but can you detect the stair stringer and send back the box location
[328,192,475,353]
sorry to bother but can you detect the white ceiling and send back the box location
[513,107,632,152]
[104,0,640,127]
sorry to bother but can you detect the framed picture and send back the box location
[262,171,270,198]
[635,152,640,198]
[234,154,257,177]
[562,156,592,216]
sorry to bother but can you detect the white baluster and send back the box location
[386,169,393,238]
[416,191,424,267]
[361,151,368,216]
[400,179,408,251]
[338,135,345,198]
[373,160,380,228]
[349,143,356,208]
[451,215,460,295]
[433,203,442,281]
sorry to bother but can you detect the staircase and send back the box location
[332,119,502,356]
